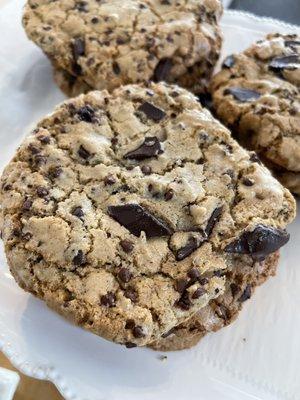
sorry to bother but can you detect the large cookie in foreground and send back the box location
[150,252,279,351]
[23,0,223,95]
[211,33,300,193]
[0,82,295,347]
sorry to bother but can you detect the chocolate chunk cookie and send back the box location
[0,82,295,347]
[23,0,223,95]
[150,251,279,351]
[211,34,300,193]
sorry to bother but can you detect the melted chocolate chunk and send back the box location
[118,267,133,283]
[238,285,252,302]
[222,54,235,68]
[124,287,138,302]
[36,186,49,198]
[175,292,192,310]
[224,87,261,102]
[269,55,300,72]
[153,58,173,82]
[76,105,95,122]
[101,292,116,307]
[205,206,223,237]
[125,319,135,329]
[138,102,166,122]
[176,237,202,261]
[108,204,173,237]
[72,206,84,219]
[225,224,289,260]
[124,137,163,160]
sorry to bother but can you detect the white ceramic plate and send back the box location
[0,3,300,400]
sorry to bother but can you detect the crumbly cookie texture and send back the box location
[150,251,279,351]
[54,67,92,98]
[23,0,223,94]
[211,33,300,193]
[0,82,295,348]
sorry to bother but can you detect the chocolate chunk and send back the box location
[120,239,134,253]
[36,186,49,198]
[38,135,50,144]
[238,285,251,302]
[78,145,91,159]
[199,277,209,286]
[125,342,137,348]
[23,198,33,211]
[112,61,121,75]
[269,55,300,72]
[73,250,86,266]
[230,283,239,297]
[164,189,174,201]
[153,58,173,82]
[192,287,206,299]
[225,224,290,260]
[187,267,200,281]
[118,267,133,283]
[175,292,192,310]
[108,204,173,237]
[176,236,202,261]
[222,54,235,68]
[141,165,152,175]
[101,292,116,307]
[124,287,138,302]
[72,38,85,60]
[76,105,95,122]
[104,175,116,185]
[224,87,261,102]
[242,178,254,187]
[138,102,166,122]
[49,166,63,179]
[124,137,163,160]
[72,206,84,219]
[132,325,145,338]
[125,319,135,329]
[249,152,262,164]
[198,93,213,110]
[205,206,223,237]
[175,278,189,293]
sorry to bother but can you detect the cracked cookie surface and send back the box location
[23,0,223,94]
[211,33,300,193]
[0,82,295,347]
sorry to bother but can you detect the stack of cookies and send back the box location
[0,0,298,352]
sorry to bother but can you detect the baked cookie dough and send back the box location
[211,33,300,193]
[150,251,279,351]
[23,0,223,95]
[0,82,295,347]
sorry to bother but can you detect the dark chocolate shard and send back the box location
[225,224,289,261]
[108,204,173,237]
[205,206,223,237]
[153,58,173,82]
[176,237,202,261]
[138,102,166,122]
[222,54,235,69]
[269,55,300,72]
[124,137,163,160]
[224,87,261,102]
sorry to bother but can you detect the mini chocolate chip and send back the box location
[192,287,206,299]
[175,278,189,293]
[73,250,86,266]
[222,54,235,69]
[164,189,174,201]
[120,239,134,253]
[132,325,145,338]
[101,292,116,307]
[199,277,209,286]
[36,186,49,198]
[112,61,121,75]
[238,285,252,302]
[138,102,166,122]
[176,237,202,261]
[175,292,192,310]
[124,287,138,302]
[141,165,152,175]
[188,267,200,280]
[23,198,33,211]
[72,37,85,60]
[125,342,137,348]
[108,204,173,238]
[125,319,135,329]
[225,224,290,260]
[242,178,254,186]
[205,206,223,237]
[76,105,95,122]
[72,206,84,219]
[78,145,91,159]
[104,175,116,185]
[118,267,133,283]
[124,137,163,160]
[152,58,172,82]
[230,283,239,297]
[269,54,300,73]
[224,87,261,102]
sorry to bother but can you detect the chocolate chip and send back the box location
[224,87,261,102]
[124,287,138,302]
[125,342,137,348]
[199,277,209,285]
[225,224,290,260]
[198,93,213,110]
[118,267,133,283]
[50,166,63,178]
[125,319,135,329]
[269,55,300,73]
[192,287,206,299]
[230,283,239,297]
[141,165,152,175]
[222,54,235,68]
[38,135,50,144]
[91,16,99,23]
[124,137,163,160]
[23,198,33,211]
[72,206,84,219]
[164,189,174,201]
[175,292,192,310]
[76,105,95,122]
[112,61,121,75]
[36,186,49,198]
[101,292,116,307]
[238,285,251,302]
[138,102,166,122]
[132,325,145,338]
[78,145,90,159]
[176,237,202,261]
[242,178,254,186]
[108,204,173,237]
[175,278,189,293]
[152,58,172,82]
[188,267,201,281]
[73,250,86,266]
[205,206,223,237]
[72,38,85,60]
[104,175,116,185]
[120,239,134,253]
